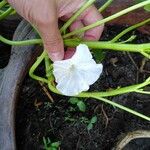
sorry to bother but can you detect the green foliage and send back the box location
[77,101,86,112]
[68,97,86,112]
[144,4,150,11]
[135,0,150,11]
[0,0,150,121]
[87,116,97,131]
[92,49,106,63]
[43,137,60,150]
[69,97,79,104]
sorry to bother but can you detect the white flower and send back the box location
[53,44,103,96]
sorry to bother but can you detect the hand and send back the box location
[8,0,104,61]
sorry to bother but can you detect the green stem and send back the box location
[0,0,7,9]
[135,90,150,94]
[47,75,150,98]
[63,0,150,38]
[91,77,150,97]
[140,51,150,59]
[0,7,14,20]
[0,35,42,45]
[29,51,48,83]
[92,96,150,121]
[45,54,53,78]
[60,0,96,34]
[64,39,150,53]
[98,0,113,12]
[0,10,4,13]
[118,35,137,44]
[1,35,150,54]
[47,80,150,121]
[111,18,150,43]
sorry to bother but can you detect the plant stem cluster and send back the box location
[0,0,150,121]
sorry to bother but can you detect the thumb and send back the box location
[40,23,64,61]
[36,3,64,61]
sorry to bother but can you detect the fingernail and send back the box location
[48,51,64,62]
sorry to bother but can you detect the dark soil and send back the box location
[0,17,21,68]
[15,26,150,150]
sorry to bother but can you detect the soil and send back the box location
[0,17,20,68]
[13,26,150,150]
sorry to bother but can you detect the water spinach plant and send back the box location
[0,0,150,121]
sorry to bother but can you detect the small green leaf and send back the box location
[92,49,106,63]
[77,101,86,112]
[51,142,60,148]
[90,116,97,124]
[135,0,150,12]
[51,147,57,150]
[87,123,93,131]
[144,4,150,12]
[68,97,79,104]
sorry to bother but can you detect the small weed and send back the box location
[43,137,60,150]
[87,116,98,131]
[68,97,86,112]
[44,102,52,109]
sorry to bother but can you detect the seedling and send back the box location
[43,137,60,150]
[44,102,52,109]
[69,97,86,112]
[0,0,150,121]
[79,116,98,131]
[87,116,98,131]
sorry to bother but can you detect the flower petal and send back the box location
[53,59,71,83]
[53,44,103,96]
[56,71,89,96]
[72,44,92,63]
[77,63,103,85]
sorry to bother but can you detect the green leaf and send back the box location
[51,142,60,148]
[90,116,97,124]
[77,101,86,112]
[135,0,150,12]
[43,137,51,150]
[68,97,79,104]
[87,123,93,131]
[144,4,150,11]
[92,49,106,63]
[50,147,57,150]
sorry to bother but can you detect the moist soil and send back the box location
[15,26,150,150]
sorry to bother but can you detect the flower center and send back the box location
[70,64,76,71]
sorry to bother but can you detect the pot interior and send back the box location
[15,25,150,150]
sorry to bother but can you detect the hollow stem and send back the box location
[63,0,150,38]
[64,39,150,53]
[29,51,48,83]
[98,0,113,13]
[60,0,96,34]
[46,75,150,98]
[92,96,150,121]
[0,7,14,20]
[135,89,150,94]
[0,35,42,45]
[0,0,7,9]
[47,79,150,121]
[111,18,150,43]
[1,35,150,55]
[90,77,150,97]
[140,51,150,59]
[118,35,137,44]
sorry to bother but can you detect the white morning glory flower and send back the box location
[53,44,103,96]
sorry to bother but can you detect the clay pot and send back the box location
[97,0,150,35]
[0,14,21,68]
[0,20,39,150]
